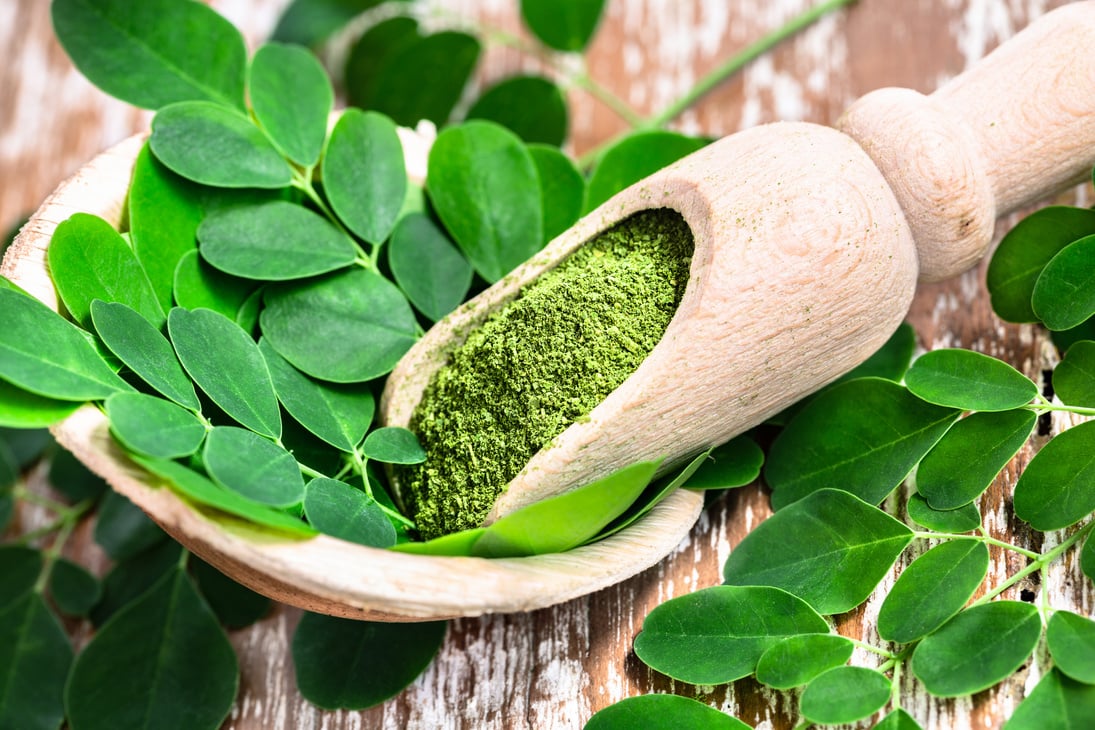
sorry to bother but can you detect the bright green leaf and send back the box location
[755,634,854,690]
[584,131,706,213]
[874,709,924,730]
[466,75,568,146]
[1014,420,1095,530]
[203,426,304,508]
[388,528,486,556]
[249,43,332,167]
[0,380,81,428]
[106,392,206,459]
[528,144,585,243]
[189,557,270,629]
[1033,235,1095,331]
[1004,669,1095,729]
[303,477,396,547]
[93,490,168,562]
[0,593,73,730]
[1047,611,1095,684]
[172,249,257,319]
[800,666,891,725]
[1054,340,1095,407]
[906,494,982,533]
[361,427,425,465]
[905,349,1037,411]
[388,213,473,322]
[682,436,763,490]
[519,0,606,51]
[48,558,102,617]
[585,695,748,730]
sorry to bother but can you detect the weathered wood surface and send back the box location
[2,0,1091,728]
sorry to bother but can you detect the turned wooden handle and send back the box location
[838,0,1095,281]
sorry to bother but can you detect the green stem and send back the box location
[912,530,1040,560]
[13,485,70,515]
[891,658,902,711]
[570,72,646,128]
[850,638,895,659]
[33,498,94,592]
[299,463,327,480]
[973,521,1095,606]
[351,449,416,529]
[290,173,375,269]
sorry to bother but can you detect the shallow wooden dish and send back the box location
[0,132,705,622]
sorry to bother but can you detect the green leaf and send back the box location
[986,206,1095,322]
[0,287,132,401]
[754,634,854,690]
[519,0,606,51]
[682,436,763,490]
[0,440,13,492]
[249,43,332,167]
[259,339,374,452]
[91,300,200,410]
[151,101,292,188]
[905,349,1037,411]
[272,0,403,46]
[878,539,989,643]
[0,593,73,730]
[343,16,420,108]
[388,528,486,556]
[1048,611,1095,684]
[48,558,102,617]
[388,213,473,322]
[47,448,108,503]
[48,213,165,329]
[874,709,924,730]
[131,455,316,536]
[0,427,52,469]
[65,568,238,730]
[1054,340,1095,407]
[766,378,958,509]
[198,200,356,280]
[427,121,544,282]
[203,426,305,508]
[1053,319,1095,357]
[323,109,406,245]
[906,494,982,533]
[584,131,707,213]
[1033,235,1095,330]
[91,540,182,627]
[916,410,1035,510]
[847,322,917,383]
[1084,533,1095,583]
[1014,420,1095,530]
[93,490,168,562]
[302,477,396,547]
[585,695,748,730]
[106,392,207,459]
[361,426,425,465]
[292,613,445,709]
[261,268,417,383]
[51,0,246,110]
[0,546,43,612]
[189,557,270,629]
[472,460,660,558]
[169,307,281,438]
[722,489,914,615]
[466,76,568,146]
[173,249,258,319]
[1005,669,1095,729]
[911,601,1041,697]
[800,666,891,725]
[0,380,81,428]
[528,144,585,243]
[633,585,828,685]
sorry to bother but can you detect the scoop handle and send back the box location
[838,1,1095,281]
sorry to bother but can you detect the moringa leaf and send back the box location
[528,144,585,243]
[272,0,407,46]
[466,75,568,146]
[249,42,332,167]
[519,0,606,51]
[584,130,706,213]
[0,546,43,612]
[1014,420,1095,530]
[47,447,108,504]
[0,380,81,428]
[106,392,207,459]
[0,428,51,469]
[90,540,183,627]
[874,709,924,730]
[93,490,168,562]
[172,249,258,319]
[1033,234,1095,331]
[682,435,763,490]
[361,427,425,465]
[343,16,420,109]
[388,213,473,322]
[0,593,72,730]
[188,557,271,630]
[755,634,854,690]
[388,528,487,556]
[302,477,396,547]
[585,695,748,730]
[906,494,982,533]
[1005,669,1095,729]
[1054,340,1095,407]
[1047,611,1095,684]
[905,349,1037,411]
[48,558,102,617]
[1084,533,1095,583]
[800,666,891,725]
[203,426,305,508]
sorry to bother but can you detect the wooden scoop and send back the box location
[382,0,1095,523]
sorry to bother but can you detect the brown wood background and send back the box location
[3,0,1092,727]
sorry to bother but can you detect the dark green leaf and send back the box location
[846,321,917,383]
[0,380,81,428]
[91,300,201,410]
[272,0,405,46]
[472,461,660,558]
[249,43,332,167]
[723,489,913,615]
[93,490,168,562]
[302,477,396,547]
[1033,235,1095,330]
[173,249,258,318]
[343,17,419,109]
[528,144,585,243]
[0,546,43,612]
[0,287,132,401]
[800,666,891,725]
[466,75,567,146]
[754,634,854,690]
[1053,318,1095,357]
[189,557,270,629]
[986,206,1095,322]
[198,200,356,280]
[47,447,108,503]
[91,540,182,627]
[633,585,828,685]
[1048,611,1095,684]
[911,601,1041,697]
[584,131,707,213]
[874,709,924,730]
[682,436,763,490]
[427,121,544,282]
[388,213,473,322]
[905,349,1037,411]
[0,427,52,469]
[324,109,406,245]
[1085,533,1095,583]
[585,695,748,730]
[361,426,425,465]
[106,392,207,459]
[0,593,72,730]
[0,440,13,492]
[906,494,982,533]
[259,339,374,452]
[151,101,292,188]
[878,539,989,643]
[51,0,246,110]
[65,568,238,730]
[0,492,11,532]
[48,558,102,617]
[917,409,1035,510]
[203,426,305,508]
[169,307,281,438]
[48,213,165,329]
[1054,340,1095,407]
[261,268,417,382]
[292,612,445,709]
[519,0,606,51]
[388,528,486,556]
[1005,669,1095,729]
[1014,420,1095,530]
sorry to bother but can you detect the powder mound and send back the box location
[403,208,694,539]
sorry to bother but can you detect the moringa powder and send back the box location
[403,208,694,539]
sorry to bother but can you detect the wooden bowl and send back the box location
[0,132,705,621]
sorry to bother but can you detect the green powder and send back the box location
[403,208,694,539]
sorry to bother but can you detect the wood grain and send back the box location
[3,1,1091,728]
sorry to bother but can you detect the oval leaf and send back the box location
[682,436,764,490]
[875,709,924,730]
[911,601,1041,697]
[361,426,425,465]
[528,143,585,243]
[0,546,43,612]
[1033,234,1095,331]
[0,380,81,428]
[1047,611,1095,684]
[466,75,568,146]
[203,426,304,508]
[47,449,108,504]
[106,392,207,459]
[0,593,73,730]
[1014,420,1095,530]
[172,249,257,319]
[388,213,473,322]
[755,634,854,690]
[303,477,396,547]
[1005,669,1095,729]
[249,42,332,167]
[519,0,606,51]
[906,494,982,533]
[905,349,1037,411]
[93,490,167,562]
[800,666,891,725]
[633,585,828,685]
[49,558,102,617]
[188,557,271,630]
[584,130,707,213]
[1053,339,1095,407]
[585,695,748,730]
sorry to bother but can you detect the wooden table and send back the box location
[2,1,1090,727]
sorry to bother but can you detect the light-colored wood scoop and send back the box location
[5,2,1095,621]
